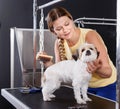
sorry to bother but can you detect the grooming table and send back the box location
[1,86,116,109]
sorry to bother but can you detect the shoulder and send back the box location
[80,28,95,38]
[54,39,60,48]
[85,29,107,55]
[80,27,94,33]
[54,39,58,46]
[54,39,59,51]
[54,38,63,45]
[85,29,102,43]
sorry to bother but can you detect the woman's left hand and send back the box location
[86,59,102,73]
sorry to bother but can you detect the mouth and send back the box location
[64,32,70,37]
[64,30,71,37]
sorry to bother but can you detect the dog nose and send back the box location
[86,50,91,56]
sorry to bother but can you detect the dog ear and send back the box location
[72,49,79,61]
[95,47,100,59]
[72,55,78,61]
[97,51,100,59]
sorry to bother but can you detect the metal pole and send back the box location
[116,0,120,108]
[33,0,37,87]
[74,17,117,22]
[32,0,64,88]
[37,0,63,10]
[39,9,44,87]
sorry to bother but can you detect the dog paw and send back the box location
[43,96,52,101]
[49,94,56,98]
[77,99,86,104]
[84,97,92,102]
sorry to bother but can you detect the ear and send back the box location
[72,49,79,61]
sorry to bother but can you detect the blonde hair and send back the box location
[58,38,67,61]
[46,7,73,33]
[46,7,73,61]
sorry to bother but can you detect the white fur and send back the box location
[42,43,98,104]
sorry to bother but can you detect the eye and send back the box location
[55,27,62,31]
[65,22,69,26]
[90,48,93,50]
[81,48,85,52]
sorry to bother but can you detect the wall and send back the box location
[0,0,116,108]
[0,0,33,108]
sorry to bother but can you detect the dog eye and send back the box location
[81,48,85,52]
[90,48,93,50]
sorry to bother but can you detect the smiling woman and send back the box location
[0,0,117,108]
[36,7,117,101]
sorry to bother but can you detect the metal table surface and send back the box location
[1,86,117,109]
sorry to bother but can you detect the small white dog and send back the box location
[41,43,99,104]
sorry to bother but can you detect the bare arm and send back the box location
[85,30,112,78]
[36,39,61,68]
[54,39,61,63]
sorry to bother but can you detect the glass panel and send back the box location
[10,28,56,88]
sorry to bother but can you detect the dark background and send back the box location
[0,0,116,108]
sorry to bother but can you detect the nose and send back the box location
[86,50,91,56]
[62,26,67,33]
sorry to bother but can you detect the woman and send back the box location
[36,7,116,101]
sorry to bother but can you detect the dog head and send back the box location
[72,43,99,62]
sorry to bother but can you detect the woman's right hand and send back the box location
[36,51,53,68]
[36,51,47,60]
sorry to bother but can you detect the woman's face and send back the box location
[53,16,75,40]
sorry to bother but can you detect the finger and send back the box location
[87,62,96,70]
[87,66,93,73]
[86,67,92,73]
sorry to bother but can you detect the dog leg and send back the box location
[72,81,86,104]
[49,94,56,98]
[42,91,56,101]
[42,80,61,101]
[81,84,92,102]
[42,86,52,101]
